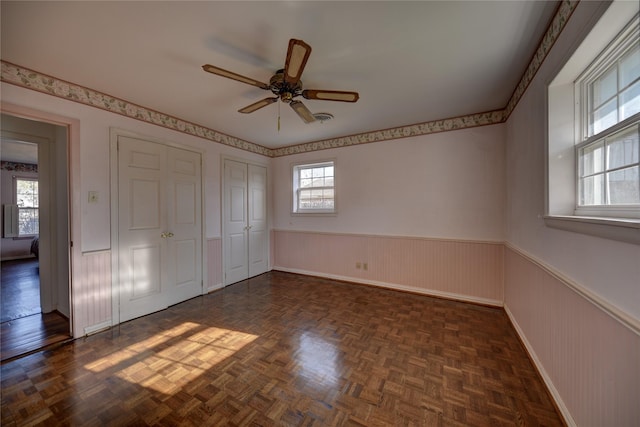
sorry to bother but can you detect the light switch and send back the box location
[88,191,99,203]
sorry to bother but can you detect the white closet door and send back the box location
[166,146,202,306]
[248,164,268,277]
[117,136,202,323]
[223,159,268,285]
[224,159,249,285]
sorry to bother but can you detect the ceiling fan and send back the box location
[202,38,359,124]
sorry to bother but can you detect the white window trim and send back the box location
[546,2,640,245]
[291,159,336,215]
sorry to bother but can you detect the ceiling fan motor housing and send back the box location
[269,69,302,103]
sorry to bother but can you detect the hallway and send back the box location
[0,259,70,362]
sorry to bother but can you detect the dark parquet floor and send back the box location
[0,272,564,426]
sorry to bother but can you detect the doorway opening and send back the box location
[0,114,71,361]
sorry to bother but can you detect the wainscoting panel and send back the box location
[74,250,112,337]
[207,237,223,292]
[273,230,503,305]
[504,246,640,426]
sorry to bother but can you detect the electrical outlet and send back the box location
[363,263,368,271]
[356,262,361,269]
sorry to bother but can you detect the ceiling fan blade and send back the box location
[290,100,316,123]
[302,89,359,103]
[284,39,312,85]
[238,97,278,114]
[202,64,269,90]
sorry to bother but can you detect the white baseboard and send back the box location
[207,282,225,293]
[503,304,576,427]
[272,266,502,307]
[83,320,112,336]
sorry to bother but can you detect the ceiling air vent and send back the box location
[312,112,334,123]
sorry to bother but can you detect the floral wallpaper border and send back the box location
[272,110,506,156]
[503,0,578,119]
[1,161,38,173]
[1,1,577,158]
[0,61,271,157]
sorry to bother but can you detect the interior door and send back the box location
[248,164,267,277]
[223,159,268,285]
[224,159,249,285]
[166,147,202,306]
[117,136,202,323]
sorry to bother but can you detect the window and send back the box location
[15,178,39,236]
[292,161,335,214]
[575,14,640,216]
[547,3,640,243]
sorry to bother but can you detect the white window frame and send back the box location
[546,3,640,244]
[14,176,39,237]
[573,16,639,218]
[292,160,336,215]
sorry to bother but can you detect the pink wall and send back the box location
[271,125,506,242]
[76,251,111,335]
[207,237,223,292]
[504,2,640,424]
[274,230,503,306]
[505,246,639,426]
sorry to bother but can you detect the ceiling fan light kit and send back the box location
[202,38,359,125]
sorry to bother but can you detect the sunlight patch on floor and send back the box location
[84,322,258,393]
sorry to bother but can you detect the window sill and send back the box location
[291,211,337,217]
[544,215,640,245]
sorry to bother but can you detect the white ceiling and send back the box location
[1,1,558,150]
[0,139,38,164]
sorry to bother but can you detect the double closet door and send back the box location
[117,136,202,323]
[223,159,268,285]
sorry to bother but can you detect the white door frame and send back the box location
[221,155,269,286]
[1,102,78,337]
[109,128,206,326]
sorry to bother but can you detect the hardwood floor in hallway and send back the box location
[0,272,563,426]
[1,259,41,323]
[0,259,71,362]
